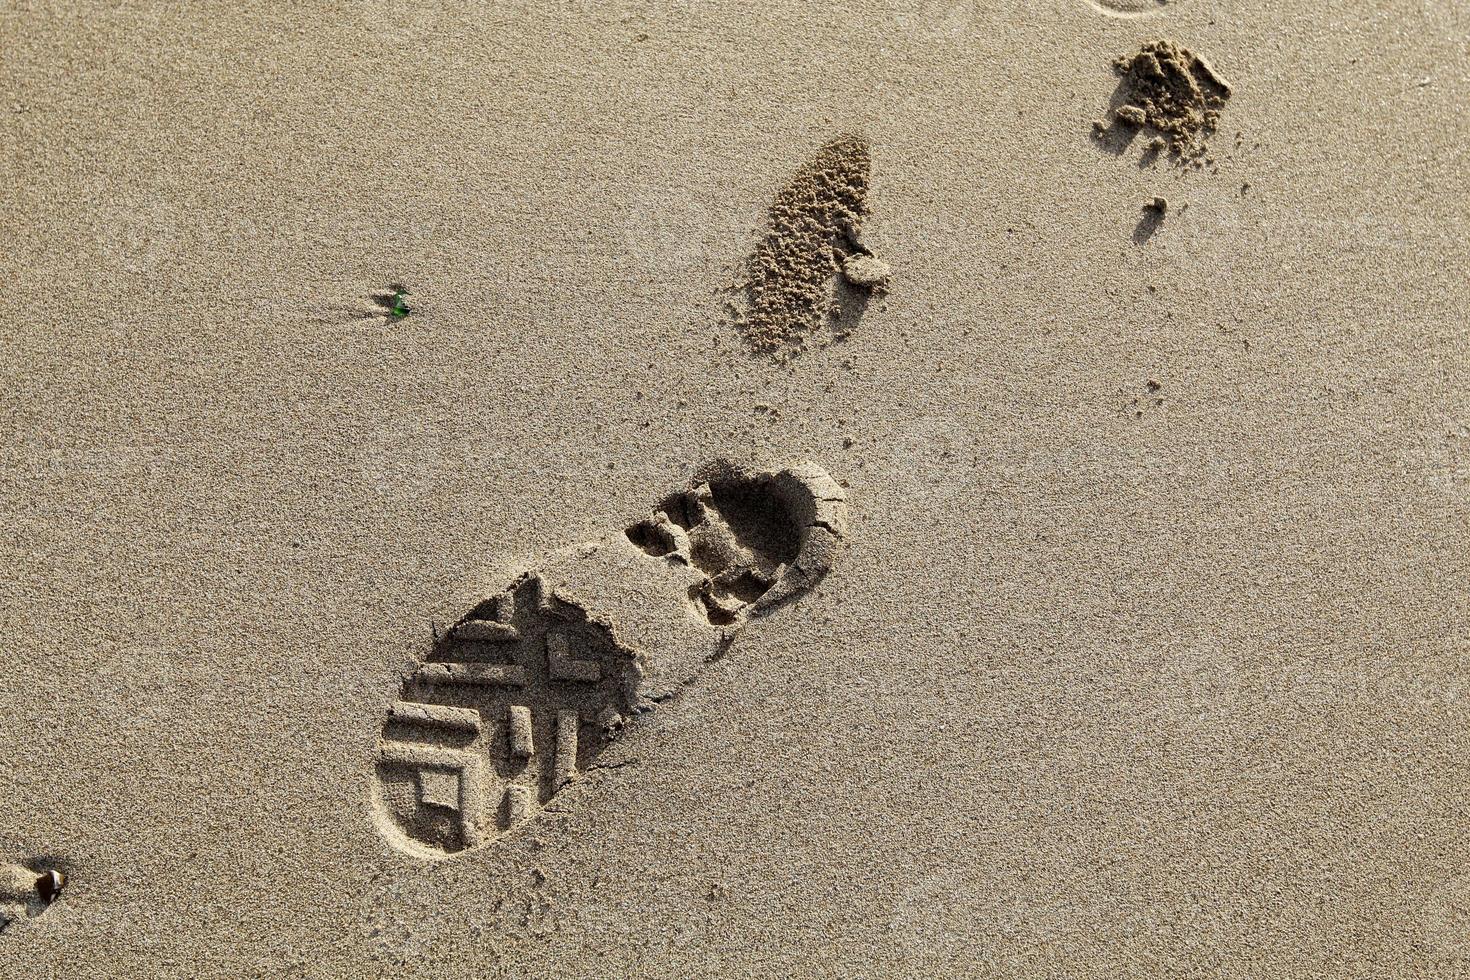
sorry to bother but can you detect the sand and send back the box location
[2,0,1467,977]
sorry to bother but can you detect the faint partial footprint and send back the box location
[1084,0,1178,16]
[0,861,68,934]
[370,461,847,859]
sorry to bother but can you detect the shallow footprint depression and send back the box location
[1083,0,1178,17]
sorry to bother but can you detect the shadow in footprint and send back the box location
[830,277,874,343]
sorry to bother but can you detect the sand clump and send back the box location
[737,134,875,358]
[1100,39,1231,158]
[841,254,891,288]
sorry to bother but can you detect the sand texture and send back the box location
[2,0,1468,977]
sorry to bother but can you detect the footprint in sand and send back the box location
[735,135,886,360]
[0,862,67,934]
[1084,0,1178,17]
[369,461,848,859]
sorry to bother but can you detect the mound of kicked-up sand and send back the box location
[737,134,876,359]
[1099,39,1231,158]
